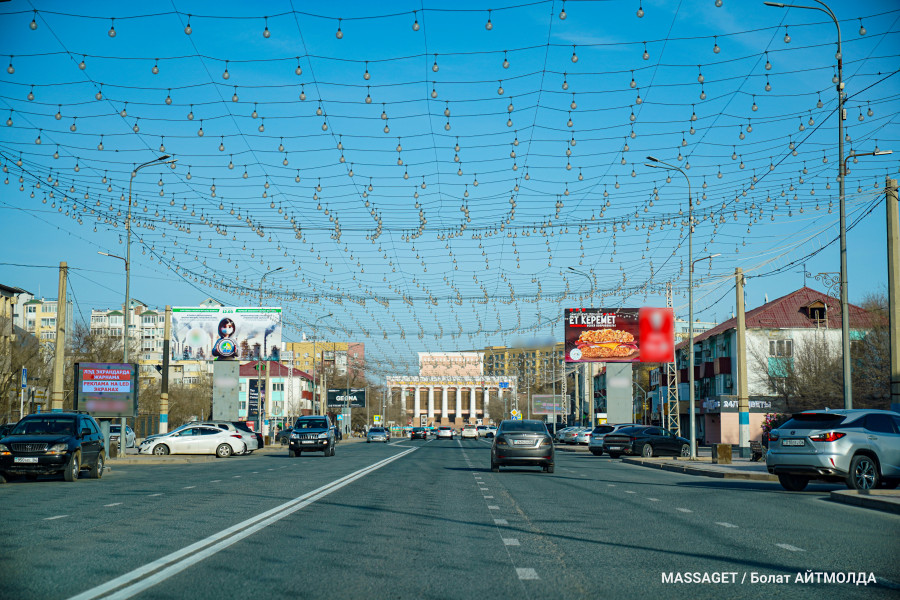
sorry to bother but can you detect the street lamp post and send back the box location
[99,154,174,458]
[645,156,698,458]
[764,0,852,407]
[256,266,283,436]
[312,313,333,416]
[568,267,595,426]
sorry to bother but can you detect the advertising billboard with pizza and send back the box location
[564,308,674,363]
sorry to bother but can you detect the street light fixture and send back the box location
[255,266,283,436]
[764,0,853,406]
[645,155,703,459]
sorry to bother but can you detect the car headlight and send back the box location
[48,443,68,454]
[0,443,10,455]
[318,432,329,439]
[290,433,300,439]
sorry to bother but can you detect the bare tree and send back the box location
[0,318,53,422]
[141,375,212,429]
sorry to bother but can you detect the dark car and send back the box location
[288,416,336,457]
[410,427,427,440]
[491,419,555,473]
[0,412,105,483]
[275,428,292,445]
[0,423,17,438]
[602,426,690,459]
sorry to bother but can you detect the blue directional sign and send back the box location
[22,367,27,388]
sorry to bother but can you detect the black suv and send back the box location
[0,412,106,483]
[288,416,336,457]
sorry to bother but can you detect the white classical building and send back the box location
[387,351,517,426]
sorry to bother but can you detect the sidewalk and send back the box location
[829,489,900,515]
[621,455,778,481]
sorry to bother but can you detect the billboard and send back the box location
[171,307,281,361]
[73,362,138,418]
[564,308,674,363]
[327,388,366,408]
[531,394,568,415]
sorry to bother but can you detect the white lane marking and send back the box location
[607,484,616,487]
[148,494,163,497]
[624,491,636,494]
[503,538,520,546]
[516,568,539,580]
[484,496,494,499]
[104,503,122,507]
[267,469,274,471]
[676,508,692,513]
[232,476,241,478]
[487,505,500,510]
[183,486,195,490]
[715,522,739,528]
[775,543,805,552]
[494,519,508,525]
[68,448,418,600]
[210,480,221,483]
[480,487,489,491]
[251,472,258,474]
[44,515,68,521]
[647,498,660,502]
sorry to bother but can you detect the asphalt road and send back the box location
[2,437,898,600]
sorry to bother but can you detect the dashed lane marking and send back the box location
[676,508,692,513]
[715,522,739,528]
[183,486,195,489]
[44,515,68,520]
[233,476,241,478]
[624,491,636,494]
[516,568,539,580]
[494,519,508,525]
[484,496,494,499]
[775,543,805,552]
[104,503,122,507]
[148,493,163,497]
[480,487,489,491]
[210,480,221,483]
[647,498,660,501]
[488,505,500,510]
[503,538,520,546]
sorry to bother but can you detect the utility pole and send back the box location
[160,305,171,434]
[887,177,900,411]
[50,262,67,412]
[736,268,750,458]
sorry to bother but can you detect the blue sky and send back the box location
[1,0,898,377]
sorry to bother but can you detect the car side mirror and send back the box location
[81,428,91,437]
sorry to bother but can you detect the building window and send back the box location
[45,304,57,313]
[769,339,793,357]
[272,383,285,392]
[26,305,36,313]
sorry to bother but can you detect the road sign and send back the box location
[336,414,344,420]
[499,381,509,388]
[510,409,522,420]
[420,415,427,427]
[373,414,382,424]
[22,367,27,388]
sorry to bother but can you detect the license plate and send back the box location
[513,440,533,446]
[607,446,622,450]
[301,440,316,444]
[781,439,805,446]
[15,457,38,463]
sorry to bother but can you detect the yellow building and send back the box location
[281,341,365,379]
[481,343,565,384]
[22,297,71,347]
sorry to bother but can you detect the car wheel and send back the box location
[543,464,554,473]
[680,444,690,457]
[89,453,104,479]
[847,455,880,490]
[778,473,810,491]
[641,444,653,458]
[491,461,500,473]
[63,452,80,482]
[216,444,233,459]
[288,449,296,458]
[153,444,170,456]
[608,452,621,459]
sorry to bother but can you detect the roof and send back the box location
[238,361,313,380]
[675,286,881,350]
[0,284,30,296]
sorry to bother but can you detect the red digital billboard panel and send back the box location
[564,308,674,363]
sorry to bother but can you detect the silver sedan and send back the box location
[366,427,389,443]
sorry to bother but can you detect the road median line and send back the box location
[68,447,417,600]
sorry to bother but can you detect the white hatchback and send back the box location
[461,425,478,439]
[437,426,455,440]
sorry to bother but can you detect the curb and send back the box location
[621,457,778,482]
[829,489,900,515]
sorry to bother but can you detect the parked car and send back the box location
[491,420,554,473]
[554,426,577,443]
[588,424,641,456]
[461,425,478,439]
[476,425,488,437]
[230,421,264,449]
[139,425,245,457]
[766,409,900,491]
[197,421,259,455]
[436,426,454,440]
[367,427,389,443]
[410,427,428,440]
[0,411,105,483]
[108,424,136,449]
[288,416,336,457]
[275,428,292,445]
[560,426,591,445]
[602,426,690,459]
[573,428,594,445]
[485,426,497,438]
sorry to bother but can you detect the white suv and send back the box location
[461,425,478,439]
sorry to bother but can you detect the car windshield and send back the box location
[13,418,76,436]
[369,428,385,433]
[412,427,424,432]
[612,426,643,435]
[500,421,547,434]
[439,427,451,430]
[780,413,847,430]
[294,419,329,429]
[592,426,615,435]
